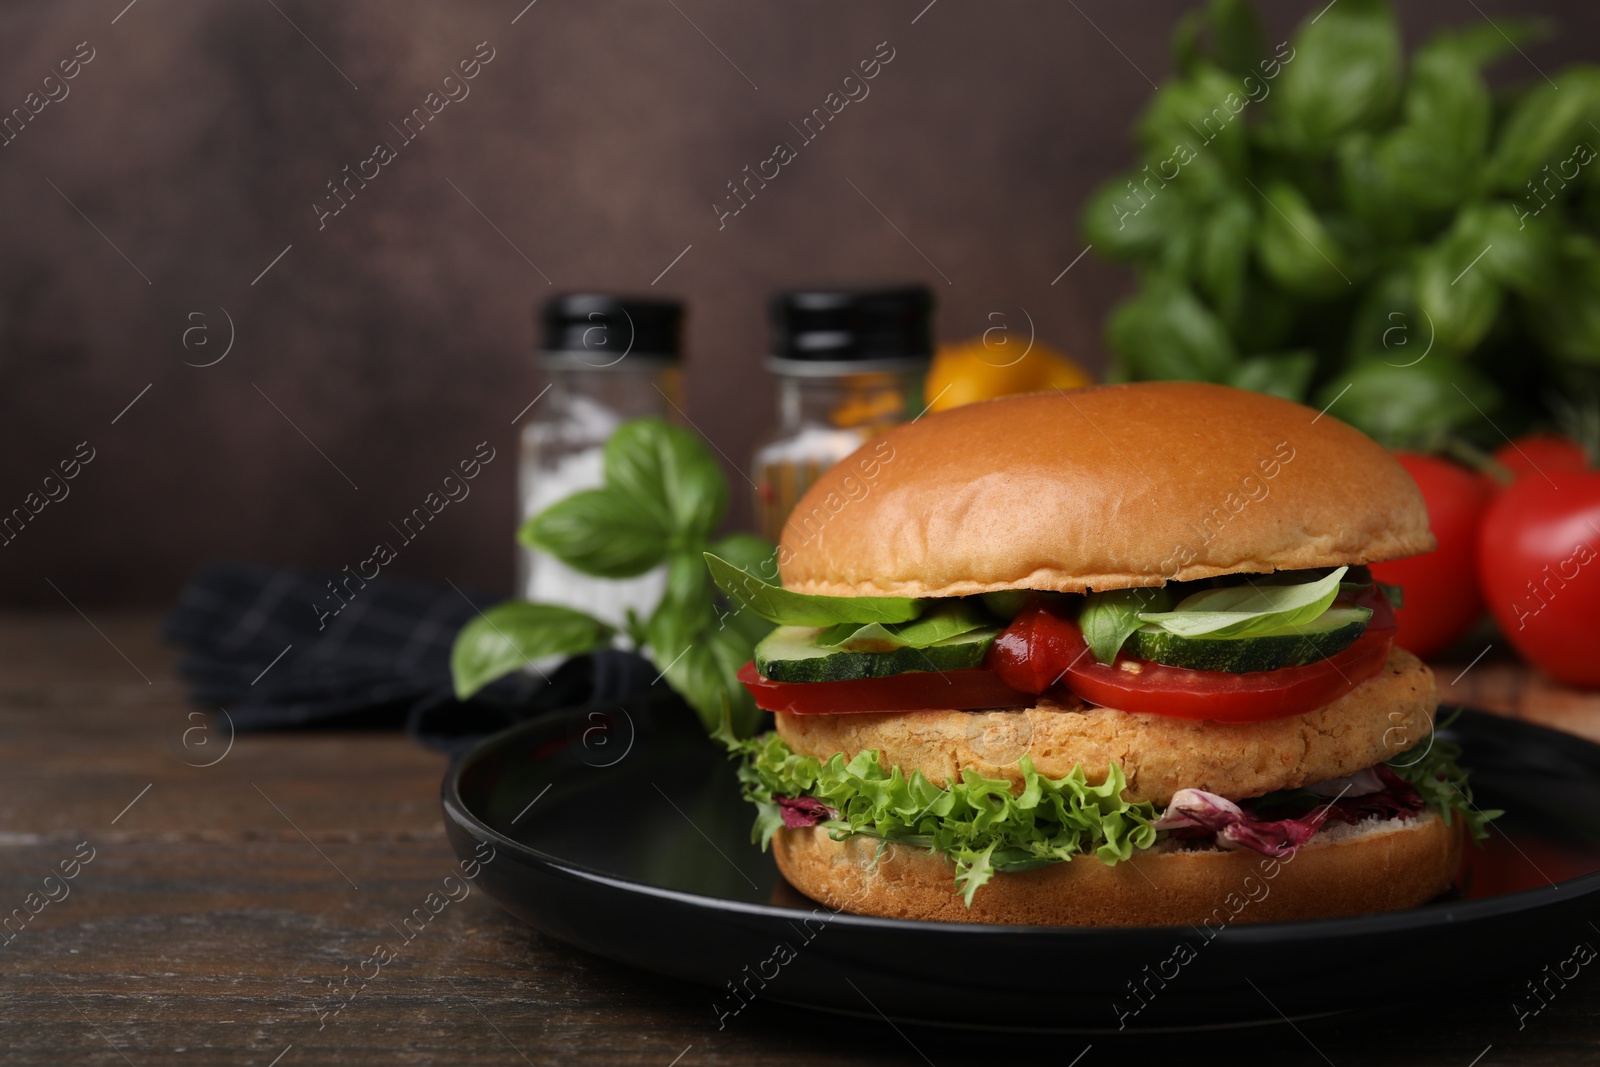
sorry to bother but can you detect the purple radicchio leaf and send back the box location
[777,796,837,829]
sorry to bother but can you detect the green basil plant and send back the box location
[451,418,774,739]
[1083,0,1600,446]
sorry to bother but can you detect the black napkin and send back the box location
[162,562,659,753]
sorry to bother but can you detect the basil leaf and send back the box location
[647,549,770,738]
[705,533,781,649]
[1138,567,1348,639]
[1312,357,1501,450]
[1415,217,1503,356]
[1337,135,1417,240]
[1378,38,1492,212]
[1488,70,1600,193]
[1081,170,1194,261]
[704,552,921,626]
[1276,0,1401,147]
[1225,350,1316,403]
[1207,0,1267,81]
[885,604,988,646]
[1254,179,1353,297]
[646,602,762,738]
[1195,196,1253,325]
[1081,588,1173,665]
[1422,17,1547,69]
[980,590,1032,621]
[1473,201,1560,298]
[819,604,990,651]
[451,601,614,699]
[811,621,855,647]
[652,632,727,733]
[706,623,764,736]
[1137,64,1248,180]
[1527,235,1600,365]
[520,488,670,578]
[657,551,713,626]
[708,532,778,578]
[1107,274,1237,381]
[603,418,727,545]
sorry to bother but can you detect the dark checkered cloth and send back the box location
[163,562,658,752]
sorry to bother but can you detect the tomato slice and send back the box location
[992,589,1396,723]
[736,589,1397,723]
[1052,617,1392,722]
[737,661,1032,716]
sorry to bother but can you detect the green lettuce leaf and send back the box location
[704,552,922,626]
[1137,566,1347,639]
[732,733,1159,905]
[1386,715,1501,842]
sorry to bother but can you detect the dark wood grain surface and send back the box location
[4,611,1599,1066]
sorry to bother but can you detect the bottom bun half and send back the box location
[772,812,1463,927]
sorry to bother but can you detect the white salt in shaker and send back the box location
[517,295,684,638]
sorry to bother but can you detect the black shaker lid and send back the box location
[768,286,934,373]
[539,294,683,368]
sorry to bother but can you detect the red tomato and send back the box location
[737,661,1032,715]
[1477,470,1600,687]
[1370,453,1494,658]
[1493,435,1588,483]
[990,595,1395,723]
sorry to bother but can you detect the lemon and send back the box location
[925,337,1094,413]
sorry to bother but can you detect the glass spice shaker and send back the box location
[517,294,684,634]
[753,287,932,542]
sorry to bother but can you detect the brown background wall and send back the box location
[2,0,1595,605]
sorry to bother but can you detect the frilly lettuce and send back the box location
[731,717,1498,905]
[732,733,1159,904]
[1384,717,1501,842]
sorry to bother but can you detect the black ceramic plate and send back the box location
[441,696,1600,1032]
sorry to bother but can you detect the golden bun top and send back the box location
[776,382,1434,597]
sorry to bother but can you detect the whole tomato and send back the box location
[1478,469,1600,687]
[1370,453,1494,659]
[1493,434,1588,483]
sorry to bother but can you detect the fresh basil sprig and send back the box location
[1137,567,1348,639]
[451,418,772,738]
[704,553,922,626]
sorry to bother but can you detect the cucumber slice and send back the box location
[1127,606,1371,673]
[754,625,999,683]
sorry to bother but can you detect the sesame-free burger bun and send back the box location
[777,382,1434,599]
[774,809,1462,927]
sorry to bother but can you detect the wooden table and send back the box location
[4,611,1598,1066]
